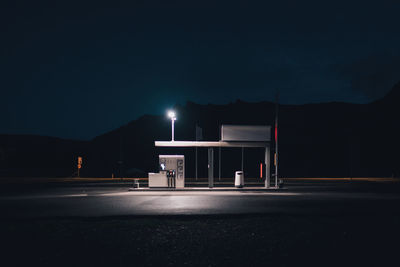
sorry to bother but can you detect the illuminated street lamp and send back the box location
[167,110,176,141]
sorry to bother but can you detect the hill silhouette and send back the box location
[1,82,400,178]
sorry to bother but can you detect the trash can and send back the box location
[235,171,244,188]
[133,179,140,188]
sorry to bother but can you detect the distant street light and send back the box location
[167,110,177,141]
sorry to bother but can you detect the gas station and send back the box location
[147,111,278,189]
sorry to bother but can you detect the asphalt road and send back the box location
[1,181,400,218]
[2,181,400,267]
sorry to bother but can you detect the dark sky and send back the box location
[1,0,400,140]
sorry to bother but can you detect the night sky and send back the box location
[1,0,400,140]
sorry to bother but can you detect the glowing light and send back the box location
[167,110,176,120]
[167,110,177,141]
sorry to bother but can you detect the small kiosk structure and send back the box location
[149,155,185,188]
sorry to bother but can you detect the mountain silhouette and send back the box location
[1,82,400,178]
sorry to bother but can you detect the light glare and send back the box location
[167,110,176,120]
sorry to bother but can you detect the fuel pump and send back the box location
[166,170,176,188]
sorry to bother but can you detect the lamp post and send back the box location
[167,110,176,141]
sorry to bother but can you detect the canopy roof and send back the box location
[155,141,269,148]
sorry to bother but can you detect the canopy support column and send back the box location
[218,147,221,181]
[241,147,244,171]
[265,145,270,188]
[208,148,214,188]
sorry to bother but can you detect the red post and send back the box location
[260,163,263,178]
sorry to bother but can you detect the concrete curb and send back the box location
[128,187,286,192]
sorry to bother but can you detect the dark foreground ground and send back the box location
[1,180,400,266]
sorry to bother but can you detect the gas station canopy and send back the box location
[155,141,269,148]
[154,125,275,188]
